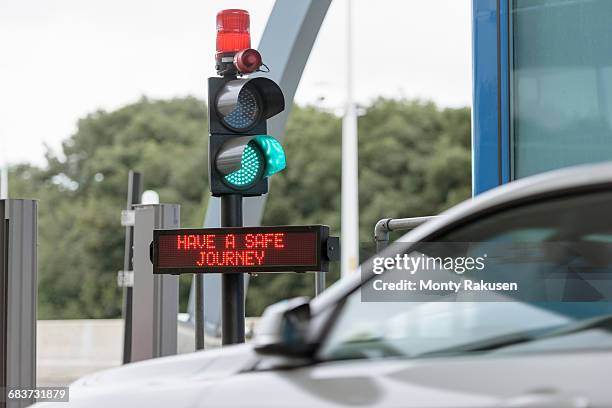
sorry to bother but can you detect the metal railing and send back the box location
[374,216,439,251]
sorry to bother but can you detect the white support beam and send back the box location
[341,0,359,276]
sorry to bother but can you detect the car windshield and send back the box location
[319,192,612,361]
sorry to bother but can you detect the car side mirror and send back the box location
[253,296,313,357]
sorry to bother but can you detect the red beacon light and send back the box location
[215,9,262,76]
[216,9,250,56]
[233,48,262,74]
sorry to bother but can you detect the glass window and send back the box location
[319,192,612,361]
[511,0,612,178]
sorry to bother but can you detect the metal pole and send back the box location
[341,0,359,277]
[315,272,326,296]
[1,199,37,408]
[195,274,205,350]
[0,210,6,408]
[122,171,141,364]
[221,194,244,345]
[374,218,391,252]
[374,216,439,252]
[0,136,7,200]
[0,165,7,200]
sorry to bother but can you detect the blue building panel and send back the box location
[472,0,511,195]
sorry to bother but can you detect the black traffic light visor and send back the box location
[215,77,285,132]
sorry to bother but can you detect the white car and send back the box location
[38,163,612,407]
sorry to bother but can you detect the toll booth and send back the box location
[472,0,612,194]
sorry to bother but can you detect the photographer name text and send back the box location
[372,279,518,292]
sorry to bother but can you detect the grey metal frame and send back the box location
[191,0,332,336]
[0,199,37,408]
[131,204,180,362]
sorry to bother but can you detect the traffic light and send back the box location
[208,9,286,197]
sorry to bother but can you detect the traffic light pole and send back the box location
[221,194,245,345]
[195,273,205,350]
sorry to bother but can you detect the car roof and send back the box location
[311,161,612,314]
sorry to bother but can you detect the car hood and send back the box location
[45,349,612,408]
[72,343,257,388]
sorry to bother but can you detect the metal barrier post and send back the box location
[131,204,179,362]
[0,199,37,408]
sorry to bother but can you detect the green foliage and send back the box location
[9,96,471,319]
[10,97,208,318]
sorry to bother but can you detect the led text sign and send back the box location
[152,225,332,274]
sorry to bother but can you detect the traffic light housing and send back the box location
[208,76,286,196]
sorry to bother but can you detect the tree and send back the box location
[10,97,208,318]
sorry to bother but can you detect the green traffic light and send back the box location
[224,143,264,187]
[223,135,286,189]
[253,135,286,177]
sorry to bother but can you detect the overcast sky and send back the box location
[0,0,471,165]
